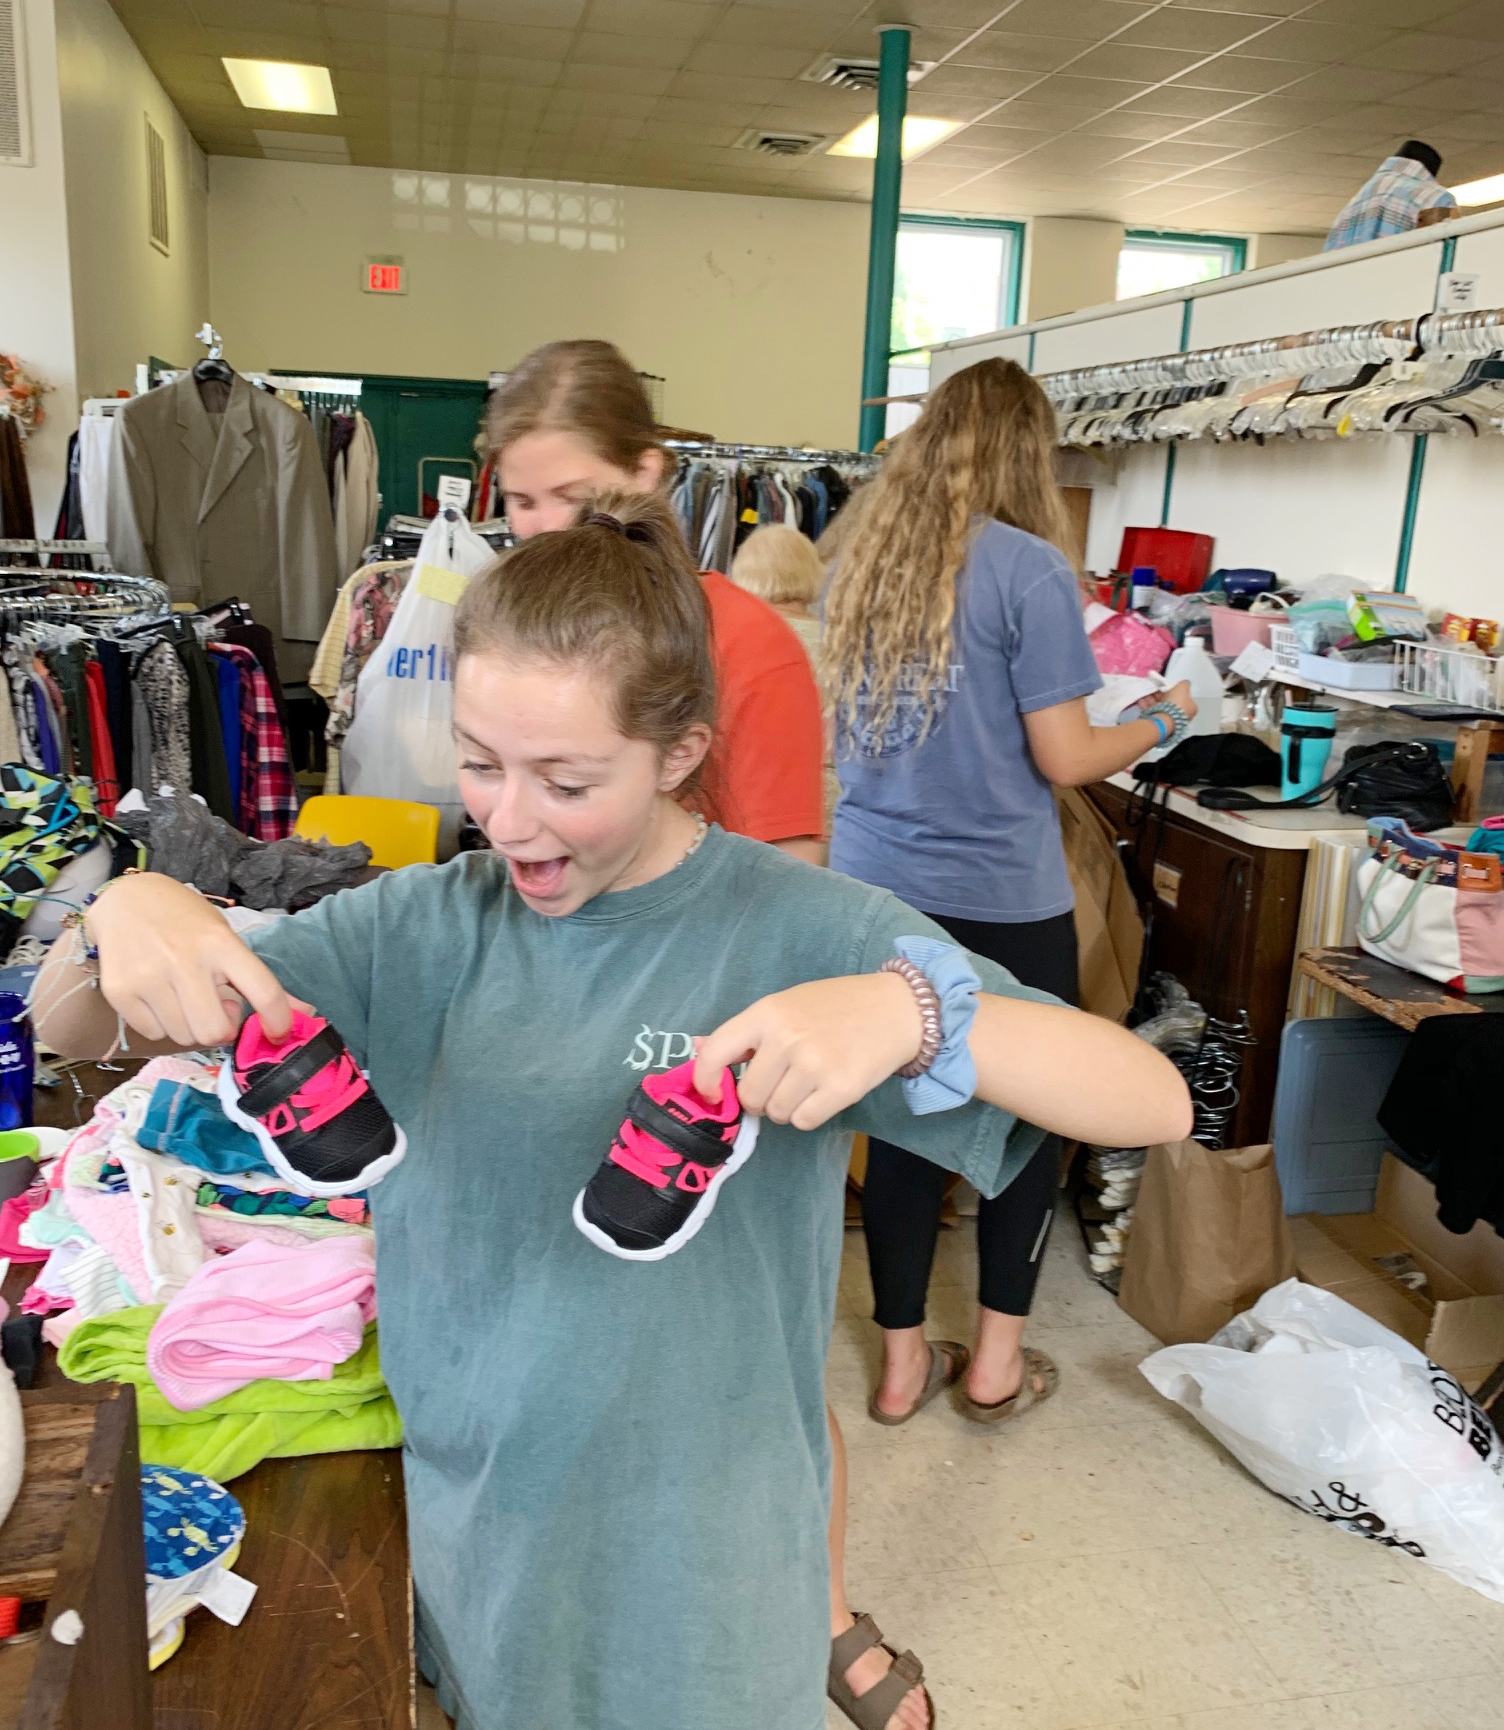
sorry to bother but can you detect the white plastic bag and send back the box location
[1141,1279,1504,1603]
[341,512,497,851]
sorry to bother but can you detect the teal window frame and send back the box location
[890,213,1026,364]
[1119,228,1247,292]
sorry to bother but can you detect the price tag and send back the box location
[1230,640,1276,683]
[1436,271,1480,312]
[196,1568,258,1627]
[436,474,471,512]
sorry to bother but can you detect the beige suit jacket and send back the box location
[104,372,338,682]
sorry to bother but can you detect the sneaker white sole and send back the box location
[571,1111,761,1262]
[216,1056,408,1199]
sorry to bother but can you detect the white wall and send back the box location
[207,158,868,450]
[54,0,210,400]
[1025,218,1124,322]
[1248,233,1324,271]
[0,0,77,527]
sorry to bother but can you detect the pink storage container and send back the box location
[1209,607,1275,657]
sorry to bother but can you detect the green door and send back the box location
[358,374,489,519]
[275,370,489,521]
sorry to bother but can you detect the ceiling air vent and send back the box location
[735,127,828,158]
[801,55,935,93]
[0,0,33,168]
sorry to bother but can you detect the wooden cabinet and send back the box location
[1089,781,1309,1148]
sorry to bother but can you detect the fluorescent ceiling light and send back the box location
[223,58,337,116]
[1450,172,1504,207]
[828,115,962,160]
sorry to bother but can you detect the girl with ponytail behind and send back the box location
[825,357,1198,1431]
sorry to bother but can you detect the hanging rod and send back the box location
[663,440,878,464]
[1038,305,1504,401]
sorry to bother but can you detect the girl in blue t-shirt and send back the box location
[38,489,1190,1730]
[824,357,1197,1433]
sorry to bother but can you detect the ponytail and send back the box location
[453,489,716,780]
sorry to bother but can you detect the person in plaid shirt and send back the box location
[1325,141,1456,251]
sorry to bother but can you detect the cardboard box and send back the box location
[1293,1154,1504,1388]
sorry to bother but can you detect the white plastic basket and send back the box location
[1395,640,1504,712]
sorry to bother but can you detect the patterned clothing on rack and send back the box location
[0,766,136,954]
[208,643,298,842]
[323,562,411,792]
[135,640,193,798]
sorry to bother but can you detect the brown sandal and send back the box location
[866,1340,969,1427]
[829,1612,933,1729]
[958,1346,1059,1425]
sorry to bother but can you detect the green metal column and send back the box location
[1395,234,1458,593]
[858,25,910,452]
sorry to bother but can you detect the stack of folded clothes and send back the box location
[12,1056,399,1480]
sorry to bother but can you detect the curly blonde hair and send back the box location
[822,357,1073,751]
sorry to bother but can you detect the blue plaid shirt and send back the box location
[1325,155,1456,250]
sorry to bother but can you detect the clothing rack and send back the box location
[1041,305,1504,401]
[663,440,879,468]
[0,568,171,630]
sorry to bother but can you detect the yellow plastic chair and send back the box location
[294,795,440,871]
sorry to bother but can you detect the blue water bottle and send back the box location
[0,993,35,1131]
[1281,703,1338,802]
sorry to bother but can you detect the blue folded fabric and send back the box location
[892,936,980,1117]
[137,1080,274,1178]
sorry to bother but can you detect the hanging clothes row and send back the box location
[99,363,341,685]
[666,445,876,575]
[0,572,297,840]
[0,413,35,541]
[272,384,379,584]
[308,556,413,795]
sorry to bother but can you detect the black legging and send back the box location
[861,910,1079,1328]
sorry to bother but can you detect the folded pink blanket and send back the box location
[146,1237,377,1411]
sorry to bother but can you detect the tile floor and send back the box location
[419,1208,1504,1730]
[825,1211,1504,1730]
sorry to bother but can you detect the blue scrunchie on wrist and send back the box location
[893,936,981,1116]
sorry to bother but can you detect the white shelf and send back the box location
[1269,669,1413,709]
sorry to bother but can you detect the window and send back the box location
[1116,230,1246,300]
[887,216,1023,435]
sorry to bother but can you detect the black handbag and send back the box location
[1197,741,1454,832]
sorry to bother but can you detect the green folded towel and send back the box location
[59,1305,402,1483]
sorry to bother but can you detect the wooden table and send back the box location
[3,1063,414,1730]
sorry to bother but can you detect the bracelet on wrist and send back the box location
[63,868,140,962]
[1146,712,1170,747]
[1142,699,1191,747]
[879,957,943,1078]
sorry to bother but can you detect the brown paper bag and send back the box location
[1118,1139,1296,1345]
[1057,789,1143,1025]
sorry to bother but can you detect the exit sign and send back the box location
[363,257,406,295]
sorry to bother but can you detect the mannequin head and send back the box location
[488,340,665,539]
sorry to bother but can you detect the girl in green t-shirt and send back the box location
[39,490,1190,1730]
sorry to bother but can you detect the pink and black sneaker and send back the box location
[573,1060,759,1261]
[217,1010,406,1198]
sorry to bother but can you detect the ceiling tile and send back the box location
[1123,138,1244,166]
[1029,74,1155,107]
[1429,1,1504,40]
[665,70,789,103]
[448,54,564,85]
[947,32,1083,74]
[982,0,1154,40]
[705,6,849,50]
[571,32,696,70]
[1349,31,1490,73]
[1303,0,1467,22]
[1173,54,1312,94]
[653,94,767,126]
[1026,134,1143,169]
[970,99,1106,130]
[555,62,679,94]
[1399,74,1504,109]
[193,0,326,34]
[1249,19,1404,63]
[1120,83,1249,117]
[683,41,815,79]
[919,65,1044,102]
[1295,64,1431,99]
[1063,43,1214,84]
[449,20,577,55]
[323,9,446,49]
[1180,116,1302,147]
[454,0,589,25]
[1116,9,1287,54]
[581,0,720,33]
[1075,111,1188,140]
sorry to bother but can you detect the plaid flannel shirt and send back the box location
[1325,156,1456,251]
[211,643,298,842]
